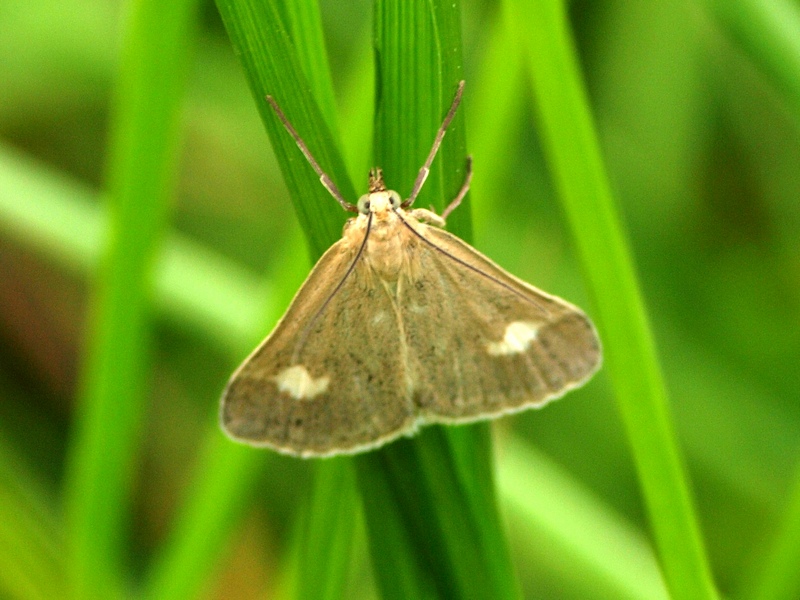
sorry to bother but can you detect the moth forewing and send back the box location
[220,230,420,457]
[397,224,601,423]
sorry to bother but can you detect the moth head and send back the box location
[357,190,402,215]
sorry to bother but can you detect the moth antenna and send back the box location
[266,95,358,213]
[403,80,466,209]
[291,213,374,363]
[393,209,552,315]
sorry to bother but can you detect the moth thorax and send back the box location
[368,168,387,192]
[365,221,416,281]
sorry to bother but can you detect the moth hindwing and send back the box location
[220,82,601,457]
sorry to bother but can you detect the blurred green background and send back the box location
[1,0,799,598]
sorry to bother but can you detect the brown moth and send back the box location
[220,81,601,458]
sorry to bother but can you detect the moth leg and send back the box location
[410,208,446,228]
[441,155,473,219]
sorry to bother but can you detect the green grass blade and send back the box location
[292,460,360,600]
[281,0,340,132]
[0,143,267,357]
[141,226,309,600]
[139,17,327,578]
[701,0,800,124]
[352,2,519,599]
[61,0,200,596]
[0,436,65,600]
[358,427,519,600]
[354,443,439,600]
[0,145,102,274]
[141,433,271,600]
[214,0,356,258]
[371,0,471,236]
[466,1,527,238]
[740,458,800,600]
[510,0,719,598]
[0,117,349,600]
[337,32,376,185]
[499,436,669,600]
[142,274,287,600]
[212,1,362,598]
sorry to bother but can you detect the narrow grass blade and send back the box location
[141,432,270,600]
[291,460,360,600]
[499,436,669,600]
[0,145,102,274]
[740,457,800,600]
[62,0,200,596]
[353,4,520,598]
[141,0,355,600]
[358,427,520,600]
[0,436,65,600]
[213,1,362,598]
[281,0,340,132]
[466,2,528,237]
[511,0,719,597]
[214,0,357,258]
[337,32,375,185]
[141,225,310,600]
[0,144,267,357]
[701,0,800,124]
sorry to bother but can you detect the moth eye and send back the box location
[389,191,401,209]
[357,194,371,214]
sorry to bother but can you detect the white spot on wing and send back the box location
[408,303,427,314]
[487,321,540,356]
[274,365,330,400]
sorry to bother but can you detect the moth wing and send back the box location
[221,237,416,457]
[401,226,601,423]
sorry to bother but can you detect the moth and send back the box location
[220,81,601,458]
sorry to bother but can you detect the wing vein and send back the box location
[292,213,374,364]
[394,209,552,316]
